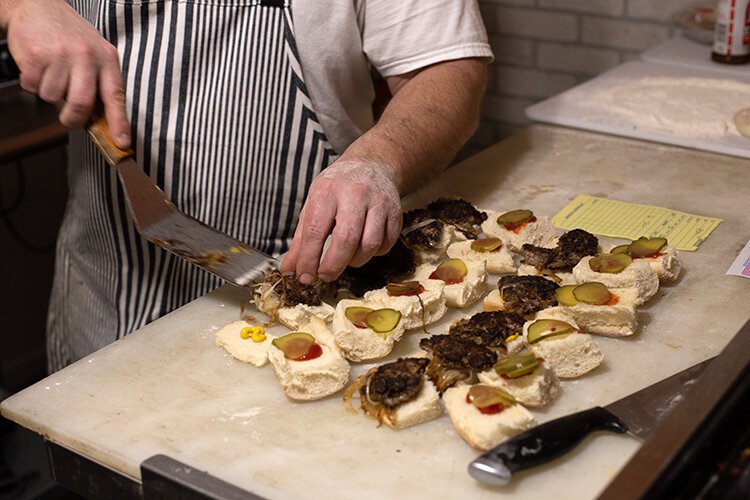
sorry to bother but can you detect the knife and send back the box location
[86,114,277,287]
[468,357,714,486]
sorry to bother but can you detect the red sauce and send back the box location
[504,216,537,234]
[294,343,323,361]
[633,251,665,260]
[429,271,464,285]
[605,293,620,306]
[354,324,368,329]
[465,393,504,415]
[388,284,425,297]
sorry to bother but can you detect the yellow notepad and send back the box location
[551,195,722,251]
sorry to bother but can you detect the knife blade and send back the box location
[468,357,714,486]
[86,115,277,287]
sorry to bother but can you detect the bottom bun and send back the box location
[444,384,536,451]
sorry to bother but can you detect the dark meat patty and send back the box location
[367,357,430,409]
[419,335,497,371]
[498,275,559,315]
[521,229,598,272]
[402,208,444,250]
[420,335,497,392]
[547,229,598,270]
[427,197,487,238]
[263,269,323,307]
[449,311,526,349]
[335,239,417,297]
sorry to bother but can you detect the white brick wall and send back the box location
[495,7,578,41]
[469,0,695,152]
[581,17,671,51]
[538,0,624,16]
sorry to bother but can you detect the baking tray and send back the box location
[526,61,750,160]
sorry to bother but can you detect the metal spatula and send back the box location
[86,115,277,287]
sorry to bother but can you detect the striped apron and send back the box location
[47,0,335,371]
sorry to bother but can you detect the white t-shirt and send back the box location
[293,0,493,154]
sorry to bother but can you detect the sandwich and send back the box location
[480,209,559,252]
[363,279,448,330]
[413,258,488,308]
[523,309,603,379]
[331,299,405,362]
[252,270,334,329]
[214,320,276,367]
[477,350,560,407]
[267,318,350,401]
[444,383,536,451]
[343,357,442,429]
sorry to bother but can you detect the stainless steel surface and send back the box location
[606,357,713,440]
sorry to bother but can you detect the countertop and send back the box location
[3,125,750,499]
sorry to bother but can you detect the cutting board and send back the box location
[526,61,750,159]
[641,36,750,79]
[3,126,750,499]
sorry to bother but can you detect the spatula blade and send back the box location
[116,158,277,287]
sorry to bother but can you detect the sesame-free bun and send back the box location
[267,318,350,401]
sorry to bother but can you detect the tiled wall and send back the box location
[468,0,698,154]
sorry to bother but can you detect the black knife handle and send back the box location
[468,406,628,486]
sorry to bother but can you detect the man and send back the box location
[0,0,491,370]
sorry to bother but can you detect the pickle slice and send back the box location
[365,308,402,336]
[467,384,516,409]
[272,332,316,360]
[386,281,422,296]
[588,253,632,273]
[496,209,534,227]
[610,244,630,254]
[494,351,541,378]
[429,258,468,284]
[572,282,611,305]
[527,319,574,344]
[555,285,579,306]
[471,237,503,252]
[628,237,668,258]
[344,306,373,328]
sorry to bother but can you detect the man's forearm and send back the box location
[338,58,488,195]
[0,0,23,26]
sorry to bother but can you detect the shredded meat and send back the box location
[367,357,430,409]
[520,244,554,269]
[334,239,417,297]
[420,335,497,392]
[498,275,559,315]
[521,229,598,272]
[449,311,526,349]
[427,197,487,238]
[401,208,444,250]
[258,269,323,307]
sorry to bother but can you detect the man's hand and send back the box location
[280,160,402,284]
[1,0,130,148]
[281,58,486,284]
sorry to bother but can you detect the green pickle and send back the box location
[494,351,541,378]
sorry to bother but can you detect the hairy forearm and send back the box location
[338,58,488,195]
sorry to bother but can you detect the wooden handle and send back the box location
[85,112,133,166]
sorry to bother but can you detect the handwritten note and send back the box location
[551,195,722,251]
[726,240,750,278]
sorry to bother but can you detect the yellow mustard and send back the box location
[240,325,266,342]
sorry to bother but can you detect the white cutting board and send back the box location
[641,36,750,79]
[526,61,750,159]
[3,126,750,499]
